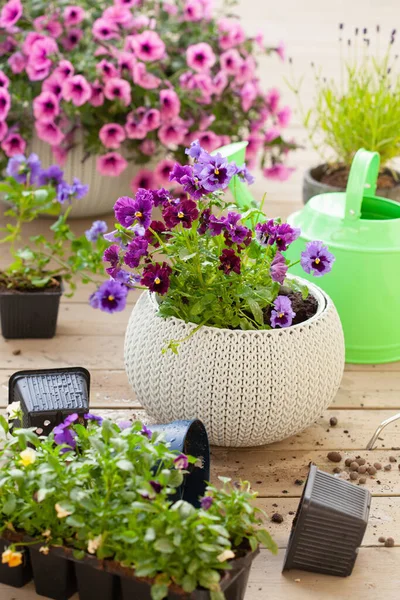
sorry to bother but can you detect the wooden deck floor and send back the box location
[1,197,400,599]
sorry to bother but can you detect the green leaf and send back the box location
[154,538,174,554]
[116,459,133,472]
[256,529,278,554]
[3,495,16,515]
[151,583,169,600]
[246,298,264,325]
[0,415,9,433]
[167,469,183,488]
[37,488,54,503]
[144,527,156,542]
[30,276,51,288]
[181,574,197,593]
[73,550,85,560]
[66,515,85,528]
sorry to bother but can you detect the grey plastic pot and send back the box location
[303,164,400,204]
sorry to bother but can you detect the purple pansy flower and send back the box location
[56,181,73,204]
[72,177,89,199]
[169,163,193,185]
[37,164,64,187]
[198,208,211,235]
[174,454,189,470]
[185,139,206,160]
[200,496,213,510]
[194,152,236,192]
[270,295,296,329]
[90,280,128,313]
[219,248,241,275]
[114,190,153,229]
[274,223,300,251]
[163,199,199,229]
[145,220,168,248]
[124,237,149,268]
[103,245,120,278]
[84,413,103,424]
[85,220,108,242]
[53,413,79,453]
[118,420,132,430]
[149,480,162,494]
[208,215,226,236]
[255,220,278,247]
[270,252,287,284]
[141,425,152,438]
[224,212,249,244]
[236,164,255,185]
[150,187,170,207]
[141,262,172,295]
[300,241,335,277]
[6,153,41,184]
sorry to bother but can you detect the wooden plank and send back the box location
[256,496,400,548]
[57,304,131,336]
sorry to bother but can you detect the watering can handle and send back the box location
[344,149,380,222]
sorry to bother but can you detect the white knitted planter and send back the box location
[124,278,345,447]
[30,136,159,219]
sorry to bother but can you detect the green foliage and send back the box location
[0,417,276,598]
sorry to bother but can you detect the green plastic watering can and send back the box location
[286,148,400,364]
[212,141,257,210]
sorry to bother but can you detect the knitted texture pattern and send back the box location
[124,283,345,447]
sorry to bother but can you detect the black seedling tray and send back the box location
[283,464,371,576]
[151,419,210,508]
[9,367,90,432]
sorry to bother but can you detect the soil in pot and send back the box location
[318,164,398,189]
[29,547,77,600]
[263,290,318,327]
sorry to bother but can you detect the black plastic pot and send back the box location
[9,367,90,432]
[283,464,371,577]
[303,164,400,204]
[151,420,210,508]
[0,538,32,588]
[75,558,119,600]
[0,278,63,339]
[30,547,77,600]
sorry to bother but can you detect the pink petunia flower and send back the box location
[103,5,133,28]
[125,109,147,139]
[183,0,204,21]
[181,72,213,104]
[265,127,281,143]
[130,168,156,192]
[140,139,156,156]
[266,88,280,113]
[0,0,23,30]
[92,18,119,41]
[142,108,161,131]
[61,28,83,51]
[154,158,175,185]
[276,41,285,61]
[42,73,64,97]
[33,91,60,122]
[160,89,180,121]
[277,106,291,127]
[89,81,104,107]
[235,56,256,85]
[133,62,161,90]
[158,119,188,148]
[35,120,65,146]
[8,51,26,74]
[29,36,58,69]
[186,43,216,72]
[213,71,228,95]
[220,49,243,75]
[263,164,295,181]
[52,145,68,167]
[217,18,245,50]
[114,0,141,7]
[99,123,126,149]
[62,75,92,106]
[104,77,131,106]
[195,130,221,153]
[34,16,63,38]
[26,63,50,81]
[97,152,128,177]
[1,132,26,156]
[54,60,75,81]
[241,81,258,112]
[246,132,263,162]
[0,88,11,120]
[130,30,165,62]
[0,120,8,141]
[63,5,86,27]
[0,70,9,88]
[117,51,136,72]
[96,59,120,80]
[22,32,44,55]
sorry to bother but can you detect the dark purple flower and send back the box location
[255,220,278,247]
[85,220,108,242]
[270,252,287,284]
[145,220,168,248]
[236,164,255,185]
[224,212,249,244]
[274,223,300,251]
[141,262,172,295]
[6,153,41,184]
[300,241,335,277]
[53,413,79,452]
[149,480,162,494]
[124,237,149,268]
[200,496,213,510]
[141,425,152,438]
[174,454,189,470]
[103,245,121,278]
[37,164,64,187]
[163,199,199,229]
[114,190,153,229]
[208,215,226,236]
[91,280,128,313]
[84,413,103,424]
[194,152,237,192]
[198,208,211,235]
[219,248,241,275]
[169,163,193,185]
[150,187,170,207]
[270,295,296,328]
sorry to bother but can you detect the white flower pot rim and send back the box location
[149,274,328,336]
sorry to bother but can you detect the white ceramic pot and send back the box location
[30,136,159,219]
[124,278,345,447]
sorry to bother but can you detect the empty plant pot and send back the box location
[29,547,77,600]
[9,367,90,432]
[0,279,63,339]
[150,419,210,508]
[0,538,32,588]
[283,464,371,577]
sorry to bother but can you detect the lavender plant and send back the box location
[0,414,276,600]
[0,153,107,293]
[91,141,334,351]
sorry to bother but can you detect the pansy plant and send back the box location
[92,141,334,351]
[0,415,276,600]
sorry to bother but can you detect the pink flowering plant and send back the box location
[92,141,334,350]
[0,415,276,599]
[0,0,296,189]
[0,152,107,292]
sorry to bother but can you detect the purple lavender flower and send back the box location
[37,164,64,187]
[53,413,79,452]
[194,152,236,192]
[124,237,149,268]
[300,241,335,277]
[270,252,287,284]
[141,424,152,438]
[224,212,249,244]
[270,295,296,329]
[6,153,42,184]
[255,220,278,247]
[85,220,108,242]
[274,223,300,251]
[114,190,153,229]
[84,413,103,424]
[90,280,128,313]
[72,177,89,199]
[219,248,241,275]
[200,496,213,510]
[236,164,255,185]
[103,245,120,278]
[174,454,189,470]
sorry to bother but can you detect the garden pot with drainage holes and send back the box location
[283,464,371,577]
[150,419,210,508]
[9,367,90,432]
[29,546,77,600]
[0,538,32,588]
[0,277,63,339]
[288,148,400,363]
